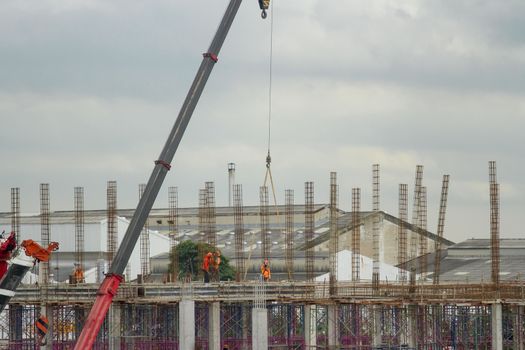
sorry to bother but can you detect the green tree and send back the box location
[168,240,235,281]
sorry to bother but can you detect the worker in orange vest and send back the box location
[211,250,221,282]
[73,264,85,284]
[260,259,271,281]
[202,252,213,283]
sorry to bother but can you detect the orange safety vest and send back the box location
[202,253,212,272]
[261,265,271,280]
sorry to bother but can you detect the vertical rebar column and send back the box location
[260,186,270,261]
[410,165,423,261]
[40,183,50,285]
[74,187,85,274]
[228,163,235,207]
[198,188,207,280]
[418,187,428,279]
[107,181,118,269]
[433,175,450,285]
[372,165,380,288]
[398,184,408,282]
[305,182,315,282]
[199,188,207,244]
[10,187,20,241]
[205,182,217,248]
[233,184,245,282]
[285,189,294,280]
[352,188,361,281]
[168,186,179,281]
[489,161,500,287]
[329,172,338,295]
[139,184,150,277]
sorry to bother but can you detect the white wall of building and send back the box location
[16,216,170,282]
[315,249,404,282]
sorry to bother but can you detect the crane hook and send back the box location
[261,9,267,19]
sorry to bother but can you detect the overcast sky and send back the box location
[1,0,524,243]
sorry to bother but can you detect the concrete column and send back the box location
[252,308,268,350]
[108,304,121,350]
[327,304,337,349]
[304,305,317,349]
[491,303,503,350]
[179,300,195,350]
[516,305,525,350]
[407,305,417,349]
[242,305,249,350]
[373,306,382,347]
[208,302,221,350]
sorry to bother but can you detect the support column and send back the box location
[373,306,382,347]
[407,305,417,349]
[9,305,23,345]
[252,308,268,350]
[242,304,249,350]
[108,304,121,350]
[491,302,503,350]
[179,300,195,350]
[327,304,337,349]
[516,305,525,350]
[209,302,221,350]
[304,305,317,349]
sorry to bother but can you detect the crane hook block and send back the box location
[258,0,270,19]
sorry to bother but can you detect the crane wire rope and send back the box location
[263,0,278,211]
[245,1,279,280]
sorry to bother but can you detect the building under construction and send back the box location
[0,162,523,349]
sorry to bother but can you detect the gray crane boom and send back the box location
[73,1,263,348]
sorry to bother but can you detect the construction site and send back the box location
[0,160,524,350]
[1,1,523,349]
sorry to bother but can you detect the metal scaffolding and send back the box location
[418,186,428,279]
[259,186,270,261]
[205,181,217,248]
[433,174,450,285]
[489,161,500,287]
[351,188,360,282]
[372,164,380,289]
[139,184,151,278]
[3,164,522,349]
[10,187,20,242]
[398,184,408,282]
[39,183,50,286]
[233,184,245,282]
[410,165,423,262]
[304,181,315,282]
[168,186,179,281]
[107,180,118,269]
[74,187,85,275]
[285,189,294,281]
[329,172,338,296]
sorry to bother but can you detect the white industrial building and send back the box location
[4,213,170,283]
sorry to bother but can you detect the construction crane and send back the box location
[73,1,270,348]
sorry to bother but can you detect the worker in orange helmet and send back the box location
[202,252,213,283]
[260,259,271,281]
